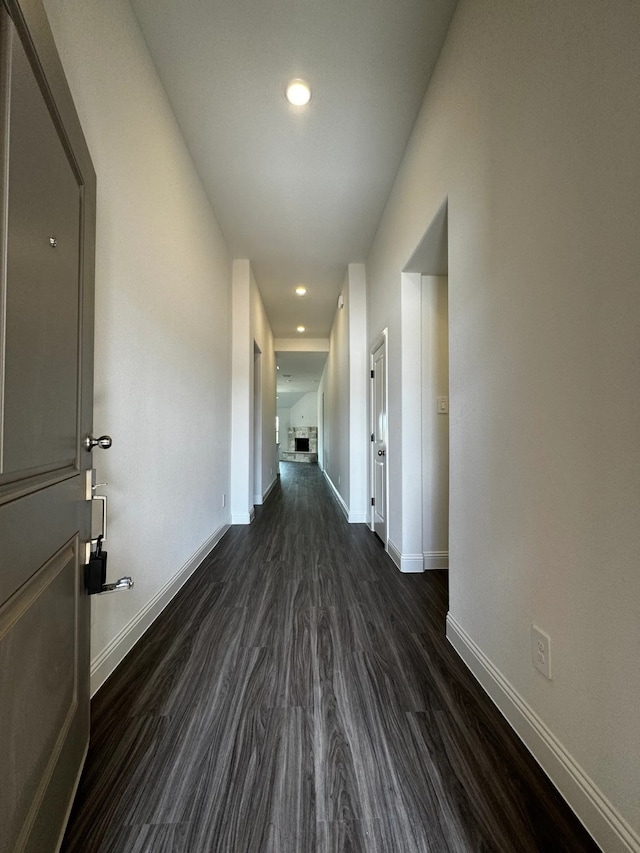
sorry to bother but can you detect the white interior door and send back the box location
[371,336,387,542]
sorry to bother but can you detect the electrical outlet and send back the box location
[531,625,551,679]
[222,493,226,508]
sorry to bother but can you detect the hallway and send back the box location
[62,464,597,852]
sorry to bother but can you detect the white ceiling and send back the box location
[276,351,327,408]
[130,0,457,344]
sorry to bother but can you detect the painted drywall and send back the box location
[366,0,640,848]
[319,264,369,521]
[230,260,252,522]
[398,272,424,569]
[42,0,232,687]
[231,261,277,519]
[347,264,368,523]
[276,407,290,454]
[251,268,278,501]
[421,276,449,568]
[289,392,318,427]
[319,275,350,506]
[252,344,263,504]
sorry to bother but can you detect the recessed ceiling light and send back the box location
[286,79,311,106]
[297,325,305,333]
[295,285,307,296]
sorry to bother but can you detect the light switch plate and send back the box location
[437,396,449,414]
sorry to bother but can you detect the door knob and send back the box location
[84,434,113,451]
[377,449,385,457]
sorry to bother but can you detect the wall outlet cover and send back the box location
[531,624,552,680]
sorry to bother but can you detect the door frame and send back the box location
[252,341,262,505]
[369,328,388,543]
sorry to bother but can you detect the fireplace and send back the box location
[281,426,318,463]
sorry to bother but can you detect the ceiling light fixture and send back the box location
[295,285,307,296]
[297,325,305,333]
[286,79,311,107]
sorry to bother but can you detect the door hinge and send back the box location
[371,497,375,506]
[370,433,375,442]
[370,369,374,379]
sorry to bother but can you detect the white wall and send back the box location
[320,265,368,521]
[366,1,640,850]
[251,269,278,501]
[230,260,252,522]
[289,392,318,427]
[421,276,449,568]
[320,275,350,507]
[43,0,232,693]
[347,264,368,523]
[276,406,290,452]
[231,261,277,519]
[252,344,262,504]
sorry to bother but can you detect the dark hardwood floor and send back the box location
[62,462,599,852]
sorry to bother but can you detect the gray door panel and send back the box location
[3,13,80,478]
[0,2,95,851]
[0,542,79,852]
[0,476,81,602]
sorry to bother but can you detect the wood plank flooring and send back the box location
[62,463,599,852]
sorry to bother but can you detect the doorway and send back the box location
[252,343,262,506]
[421,276,449,569]
[320,391,325,471]
[401,198,449,573]
[370,331,388,543]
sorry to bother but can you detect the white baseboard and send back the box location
[423,550,448,570]
[348,511,368,523]
[254,475,277,505]
[400,553,424,573]
[322,470,349,520]
[90,523,230,696]
[321,472,375,525]
[388,540,401,569]
[446,614,640,853]
[262,474,277,502]
[231,507,255,524]
[386,539,424,573]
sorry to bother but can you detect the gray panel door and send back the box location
[0,3,95,851]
